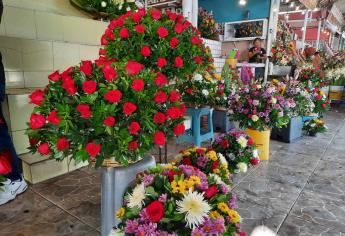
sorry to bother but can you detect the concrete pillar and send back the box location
[301,10,309,51]
[316,19,322,50]
[182,0,193,23]
[192,0,198,27]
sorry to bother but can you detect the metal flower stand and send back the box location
[101,155,156,236]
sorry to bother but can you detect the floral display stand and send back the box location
[245,129,271,160]
[178,107,214,146]
[101,155,156,236]
[271,116,302,143]
[212,109,235,133]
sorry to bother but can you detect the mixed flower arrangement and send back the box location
[198,8,219,41]
[114,164,244,236]
[234,21,263,38]
[298,68,327,88]
[212,130,260,174]
[303,118,327,136]
[270,43,292,66]
[308,87,330,114]
[175,147,232,185]
[227,83,290,131]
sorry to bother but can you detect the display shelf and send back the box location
[146,0,182,8]
[223,18,268,42]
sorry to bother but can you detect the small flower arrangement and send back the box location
[212,130,260,174]
[303,118,327,136]
[227,83,290,131]
[270,43,293,66]
[115,164,243,235]
[310,87,330,114]
[198,8,219,40]
[298,68,327,88]
[175,147,232,185]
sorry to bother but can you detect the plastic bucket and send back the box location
[329,86,344,100]
[246,128,271,160]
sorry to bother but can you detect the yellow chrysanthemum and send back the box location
[162,164,174,170]
[214,73,221,80]
[228,210,241,224]
[189,175,201,185]
[272,79,279,84]
[116,207,125,219]
[172,180,187,194]
[205,75,212,81]
[207,151,218,161]
[183,151,191,156]
[213,168,220,174]
[209,210,223,219]
[217,202,230,213]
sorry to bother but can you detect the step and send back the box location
[19,152,88,184]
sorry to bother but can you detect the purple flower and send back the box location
[136,222,157,235]
[143,174,155,187]
[124,219,139,234]
[192,228,205,236]
[221,184,230,194]
[197,156,208,168]
[158,193,167,203]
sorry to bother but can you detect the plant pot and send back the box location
[271,117,302,143]
[329,86,344,101]
[308,131,317,137]
[245,128,271,160]
[101,155,156,236]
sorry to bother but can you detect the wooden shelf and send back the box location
[146,0,182,8]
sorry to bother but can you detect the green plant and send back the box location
[331,76,345,86]
[303,118,327,136]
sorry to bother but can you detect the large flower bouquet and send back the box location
[303,118,327,136]
[27,60,186,166]
[212,130,260,174]
[308,87,330,114]
[270,43,292,66]
[198,8,219,40]
[70,0,140,20]
[175,148,232,185]
[228,83,290,131]
[298,68,327,88]
[102,8,213,82]
[114,164,243,235]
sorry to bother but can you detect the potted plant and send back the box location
[227,82,290,160]
[113,164,244,236]
[303,118,327,137]
[212,130,260,173]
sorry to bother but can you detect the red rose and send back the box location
[169,91,181,102]
[153,112,166,124]
[132,12,143,23]
[174,56,184,68]
[0,157,12,175]
[154,131,166,146]
[61,67,73,81]
[150,9,161,20]
[56,138,70,151]
[129,122,140,135]
[322,103,327,108]
[38,143,51,155]
[196,148,205,154]
[104,28,114,41]
[182,157,191,166]
[123,102,137,116]
[141,45,151,57]
[170,37,179,48]
[119,28,130,39]
[103,116,116,127]
[29,137,39,146]
[101,35,108,45]
[173,124,185,136]
[157,58,167,68]
[248,137,254,146]
[109,18,124,29]
[157,27,169,38]
[174,23,184,34]
[62,78,77,95]
[154,91,168,104]
[30,114,46,130]
[166,107,181,120]
[146,200,164,223]
[212,161,219,170]
[250,158,260,166]
[126,60,144,76]
[128,140,139,151]
[80,60,93,76]
[239,232,246,236]
[190,36,202,45]
[194,56,203,64]
[99,48,106,55]
[316,95,322,100]
[48,71,60,82]
[132,79,145,91]
[204,185,218,199]
[154,73,168,87]
[47,110,61,125]
[186,88,193,94]
[77,104,91,119]
[104,90,122,103]
[82,80,97,94]
[135,24,145,33]
[167,170,182,182]
[86,143,101,157]
[29,89,45,106]
[103,65,118,81]
[167,11,177,21]
[220,139,229,149]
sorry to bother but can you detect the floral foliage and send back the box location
[115,164,243,235]
[298,68,327,88]
[303,118,327,136]
[212,130,260,174]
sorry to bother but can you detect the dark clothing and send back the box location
[248,47,266,63]
[0,0,22,181]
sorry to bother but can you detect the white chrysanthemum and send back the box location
[127,183,146,209]
[202,89,209,96]
[126,6,131,11]
[209,173,224,185]
[237,162,248,173]
[237,136,248,148]
[101,1,107,7]
[176,190,211,229]
[218,153,228,166]
[108,229,125,236]
[193,74,203,81]
[253,149,259,158]
[251,115,259,122]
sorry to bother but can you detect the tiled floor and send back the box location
[1,107,345,236]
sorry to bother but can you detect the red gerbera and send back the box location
[145,200,164,222]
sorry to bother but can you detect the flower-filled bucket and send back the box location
[245,128,270,160]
